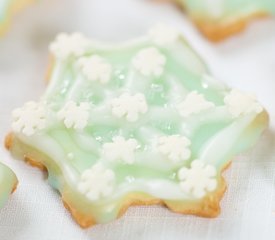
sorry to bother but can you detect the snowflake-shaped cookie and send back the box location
[49,32,89,59]
[57,101,90,129]
[77,55,112,84]
[77,163,115,201]
[102,136,138,164]
[132,47,166,77]
[12,101,46,136]
[224,89,263,118]
[110,93,148,122]
[178,160,217,198]
[7,27,268,228]
[175,0,275,41]
[157,135,191,163]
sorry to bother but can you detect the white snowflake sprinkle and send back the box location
[149,24,180,46]
[57,101,89,129]
[178,91,215,117]
[178,160,217,199]
[102,136,138,164]
[157,135,191,163]
[12,101,46,136]
[224,89,263,118]
[132,47,166,77]
[77,163,115,201]
[77,55,112,84]
[49,32,89,59]
[110,93,148,122]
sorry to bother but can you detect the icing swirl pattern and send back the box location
[7,25,268,227]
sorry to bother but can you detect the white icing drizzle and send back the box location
[10,27,268,217]
[201,74,226,90]
[77,55,112,84]
[110,93,148,122]
[224,89,263,118]
[157,135,191,163]
[57,101,90,129]
[102,136,138,164]
[12,101,46,136]
[198,114,257,167]
[77,163,115,201]
[17,133,80,184]
[49,33,89,59]
[178,160,217,198]
[177,91,215,117]
[132,47,166,77]
[148,24,180,46]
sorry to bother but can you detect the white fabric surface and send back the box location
[0,0,274,239]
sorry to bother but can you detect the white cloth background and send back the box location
[0,0,274,239]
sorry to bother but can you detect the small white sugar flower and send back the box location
[132,47,166,77]
[77,55,112,84]
[157,135,191,163]
[178,91,215,117]
[77,163,115,201]
[110,93,148,122]
[49,32,89,59]
[178,160,217,199]
[12,101,46,136]
[57,101,89,129]
[102,136,138,164]
[149,24,180,46]
[224,89,263,118]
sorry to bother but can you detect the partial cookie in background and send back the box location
[0,162,17,209]
[5,25,268,228]
[0,0,34,36]
[160,0,275,41]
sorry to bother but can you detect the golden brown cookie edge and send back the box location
[4,132,231,228]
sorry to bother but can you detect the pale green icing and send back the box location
[0,162,17,208]
[180,0,275,23]
[10,30,268,224]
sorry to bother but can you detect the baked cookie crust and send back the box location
[6,26,269,227]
